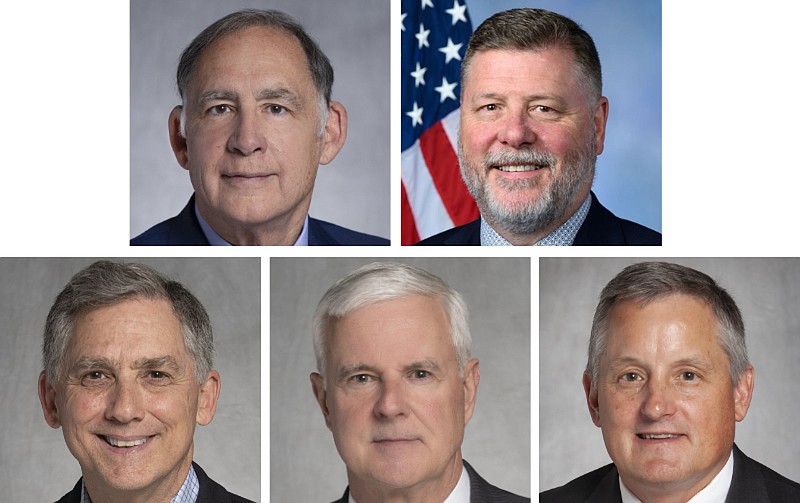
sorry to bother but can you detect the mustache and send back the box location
[482,149,557,170]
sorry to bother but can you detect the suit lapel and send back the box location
[725,445,770,502]
[586,464,623,503]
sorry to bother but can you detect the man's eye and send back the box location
[620,373,641,382]
[208,104,233,115]
[411,370,431,380]
[80,371,110,386]
[681,372,696,381]
[534,105,554,113]
[349,374,373,384]
[481,104,498,111]
[267,104,287,115]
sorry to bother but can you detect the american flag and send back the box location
[401,0,478,245]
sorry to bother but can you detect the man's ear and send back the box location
[734,365,755,422]
[318,101,348,165]
[196,370,221,426]
[38,371,62,429]
[583,371,602,427]
[168,105,189,169]
[593,96,609,155]
[310,372,333,430]
[462,358,480,425]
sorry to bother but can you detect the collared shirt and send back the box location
[619,450,734,503]
[80,464,199,503]
[479,193,591,246]
[195,204,309,246]
[349,465,470,503]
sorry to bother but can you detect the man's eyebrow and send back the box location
[403,359,441,372]
[68,356,116,373]
[607,356,715,371]
[133,355,182,371]
[336,363,378,382]
[256,87,303,109]
[197,89,238,106]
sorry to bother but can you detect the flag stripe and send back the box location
[401,142,455,238]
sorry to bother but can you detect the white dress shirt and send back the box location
[349,465,470,503]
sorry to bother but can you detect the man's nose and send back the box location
[373,378,409,419]
[496,108,535,148]
[640,379,677,420]
[227,109,267,155]
[105,378,146,423]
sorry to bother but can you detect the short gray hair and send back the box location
[587,262,749,386]
[462,8,602,105]
[43,261,214,383]
[313,262,471,381]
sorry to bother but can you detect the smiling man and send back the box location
[541,262,800,502]
[37,261,253,503]
[131,9,388,246]
[417,8,660,246]
[310,262,529,503]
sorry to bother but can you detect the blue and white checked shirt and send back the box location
[480,194,591,246]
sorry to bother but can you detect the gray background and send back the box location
[130,0,390,240]
[539,258,800,492]
[271,257,531,501]
[0,258,260,502]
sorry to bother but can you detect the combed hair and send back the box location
[42,261,214,383]
[176,9,333,104]
[175,9,332,137]
[587,262,749,386]
[462,8,602,105]
[313,262,471,381]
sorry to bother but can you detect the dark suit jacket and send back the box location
[415,192,661,246]
[55,462,255,503]
[539,444,800,502]
[331,459,529,503]
[131,194,389,246]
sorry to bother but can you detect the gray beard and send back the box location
[459,139,596,236]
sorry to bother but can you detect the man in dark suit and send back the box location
[310,263,529,502]
[37,261,254,503]
[417,9,660,246]
[541,262,800,502]
[131,9,387,246]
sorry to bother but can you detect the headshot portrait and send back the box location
[0,258,260,501]
[130,0,389,246]
[539,258,800,501]
[401,0,661,245]
[270,257,530,502]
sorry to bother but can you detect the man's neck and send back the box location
[82,457,193,503]
[197,202,307,246]
[348,453,463,503]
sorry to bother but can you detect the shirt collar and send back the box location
[479,193,591,246]
[194,203,309,246]
[619,450,734,503]
[348,465,470,503]
[81,464,199,503]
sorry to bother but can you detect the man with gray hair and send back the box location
[541,261,800,502]
[418,8,660,246]
[310,262,529,502]
[131,9,388,246]
[37,260,253,502]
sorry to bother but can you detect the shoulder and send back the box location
[732,446,800,501]
[308,217,389,246]
[194,463,256,503]
[130,196,209,246]
[574,193,661,246]
[463,460,530,502]
[415,219,481,245]
[54,479,82,503]
[539,464,618,503]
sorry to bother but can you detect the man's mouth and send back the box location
[100,435,150,448]
[637,433,682,440]
[495,164,547,173]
